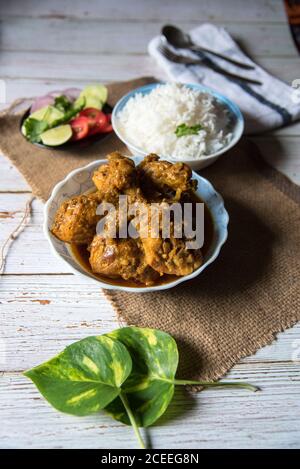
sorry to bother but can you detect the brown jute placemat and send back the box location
[1,77,299,381]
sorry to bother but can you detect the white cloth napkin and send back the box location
[148,24,300,134]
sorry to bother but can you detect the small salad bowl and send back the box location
[44,156,229,293]
[20,84,113,150]
[20,106,113,151]
[112,82,244,171]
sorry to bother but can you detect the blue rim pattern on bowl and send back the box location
[111,82,244,163]
[44,156,229,292]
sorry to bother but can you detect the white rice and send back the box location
[116,83,233,160]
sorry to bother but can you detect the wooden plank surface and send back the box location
[0,0,299,449]
[1,365,299,449]
[1,272,300,367]
[0,19,297,57]
[0,52,299,84]
[0,0,287,23]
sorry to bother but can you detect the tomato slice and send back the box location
[89,121,113,135]
[100,114,112,133]
[87,121,103,136]
[100,122,113,133]
[79,108,107,130]
[70,116,89,140]
[101,113,113,132]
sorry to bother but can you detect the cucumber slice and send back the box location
[82,84,108,102]
[84,96,104,110]
[77,84,108,110]
[22,105,65,137]
[46,106,65,124]
[31,105,64,124]
[40,124,72,146]
[30,106,50,121]
[22,108,49,136]
[74,95,103,110]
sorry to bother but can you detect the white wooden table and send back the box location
[0,0,299,449]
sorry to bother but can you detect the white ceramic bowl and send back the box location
[112,82,244,171]
[44,156,229,292]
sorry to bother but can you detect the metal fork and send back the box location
[158,43,262,86]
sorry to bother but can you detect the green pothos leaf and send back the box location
[105,327,179,427]
[24,336,132,416]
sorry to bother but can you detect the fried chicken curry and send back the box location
[51,152,213,287]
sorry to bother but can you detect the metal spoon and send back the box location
[162,25,255,70]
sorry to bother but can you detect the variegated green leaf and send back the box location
[24,336,132,416]
[105,327,179,427]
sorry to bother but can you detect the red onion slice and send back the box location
[63,88,81,100]
[30,87,81,114]
[30,95,55,114]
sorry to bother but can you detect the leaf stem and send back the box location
[120,392,146,449]
[173,379,259,392]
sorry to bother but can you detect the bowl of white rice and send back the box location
[112,82,244,170]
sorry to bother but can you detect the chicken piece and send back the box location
[141,220,203,276]
[92,152,137,203]
[51,192,102,244]
[142,236,203,276]
[89,235,159,286]
[138,154,197,201]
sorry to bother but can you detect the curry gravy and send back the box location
[70,195,214,288]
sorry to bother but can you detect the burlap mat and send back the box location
[1,77,299,381]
